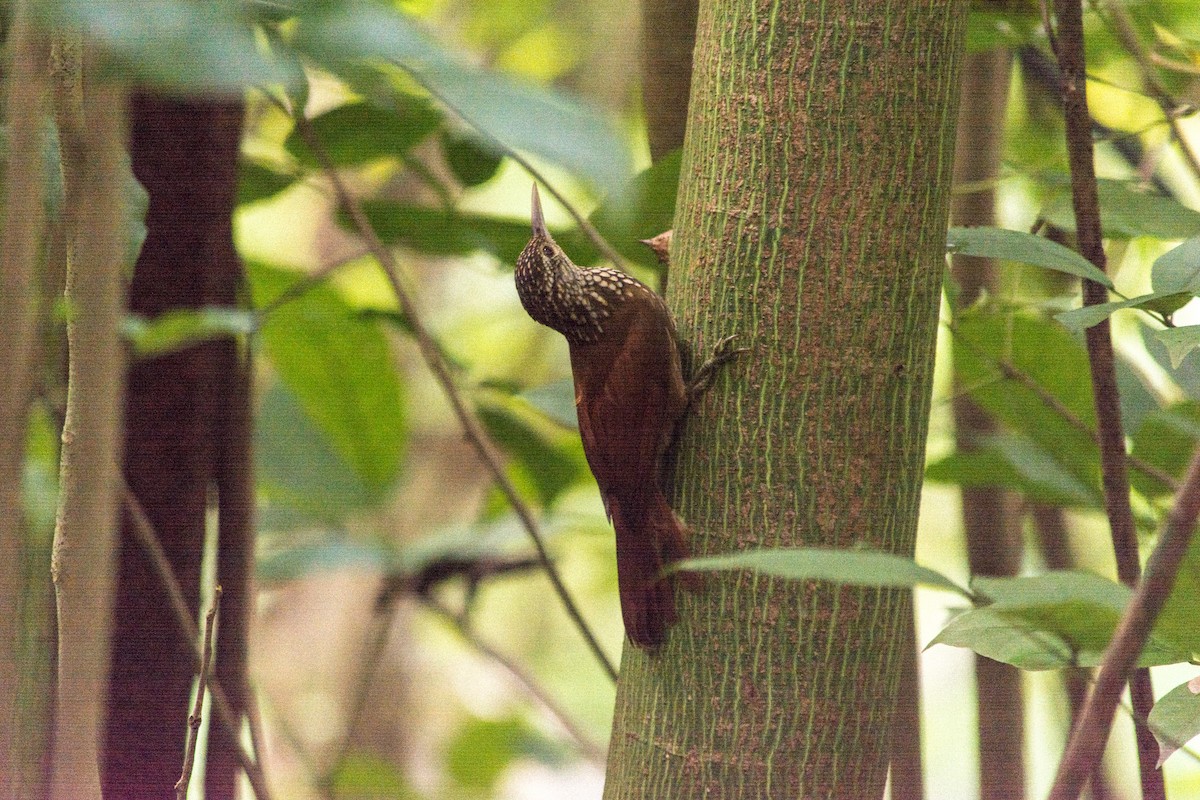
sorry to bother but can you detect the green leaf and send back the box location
[330,753,420,799]
[238,160,298,206]
[946,226,1113,288]
[255,382,380,522]
[987,432,1102,506]
[519,379,578,430]
[1142,321,1200,401]
[931,572,1188,669]
[1152,235,1200,295]
[256,534,391,584]
[445,716,567,791]
[589,149,683,269]
[926,444,1101,508]
[250,261,406,497]
[930,607,1077,670]
[40,0,283,90]
[676,548,970,597]
[440,129,504,187]
[1129,401,1200,497]
[286,99,442,167]
[952,310,1101,496]
[291,1,631,194]
[475,397,587,506]
[1054,295,1151,333]
[1155,325,1200,368]
[1042,179,1200,240]
[124,169,149,269]
[122,308,256,357]
[1147,679,1200,767]
[349,201,588,265]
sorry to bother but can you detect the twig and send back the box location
[176,587,222,800]
[1048,447,1200,799]
[947,323,1181,493]
[421,596,607,763]
[402,71,629,272]
[282,97,617,682]
[122,487,272,800]
[1051,3,1163,798]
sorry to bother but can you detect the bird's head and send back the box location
[516,184,574,286]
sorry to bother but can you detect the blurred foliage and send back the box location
[11,0,1200,794]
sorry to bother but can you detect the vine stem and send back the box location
[1049,3,1163,799]
[284,97,618,683]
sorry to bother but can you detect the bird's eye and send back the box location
[541,245,554,258]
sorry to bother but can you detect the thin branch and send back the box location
[282,96,618,682]
[176,587,222,800]
[122,488,273,800]
[402,71,628,272]
[1049,447,1200,800]
[421,595,607,764]
[1051,3,1163,798]
[947,324,1181,493]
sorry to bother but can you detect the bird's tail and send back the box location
[609,489,690,648]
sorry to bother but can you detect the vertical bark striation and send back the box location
[605,2,967,797]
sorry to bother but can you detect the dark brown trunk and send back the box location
[104,96,249,800]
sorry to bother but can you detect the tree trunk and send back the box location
[949,47,1027,800]
[604,2,967,797]
[103,96,249,800]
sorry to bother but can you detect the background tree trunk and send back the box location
[949,46,1027,800]
[604,2,967,797]
[103,96,250,800]
[640,0,697,161]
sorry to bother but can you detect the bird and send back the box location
[514,184,736,647]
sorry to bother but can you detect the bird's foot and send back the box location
[686,335,749,404]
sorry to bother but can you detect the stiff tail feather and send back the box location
[610,490,689,648]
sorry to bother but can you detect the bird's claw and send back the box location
[687,335,749,402]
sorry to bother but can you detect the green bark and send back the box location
[604,2,967,798]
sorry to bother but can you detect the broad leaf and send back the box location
[947,226,1113,288]
[250,261,406,497]
[1147,679,1200,766]
[291,1,630,194]
[475,396,587,506]
[1152,236,1200,295]
[1129,401,1200,498]
[122,308,256,357]
[931,572,1189,669]
[286,99,442,167]
[440,129,504,187]
[1042,179,1200,240]
[676,548,970,597]
[238,160,298,206]
[41,0,282,90]
[952,310,1101,496]
[255,382,381,522]
[519,379,578,430]
[1155,325,1200,368]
